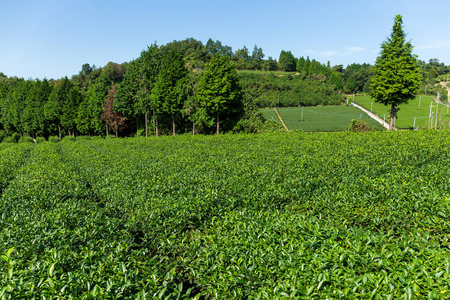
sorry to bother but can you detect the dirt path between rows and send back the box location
[273,108,290,131]
[351,103,394,130]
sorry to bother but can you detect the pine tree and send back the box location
[370,15,422,130]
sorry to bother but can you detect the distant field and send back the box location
[261,106,384,131]
[354,95,450,129]
[238,70,297,76]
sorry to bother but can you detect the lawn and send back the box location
[261,105,385,131]
[354,95,450,129]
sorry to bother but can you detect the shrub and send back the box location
[2,136,15,143]
[76,136,91,141]
[349,119,371,132]
[35,137,46,144]
[48,136,60,143]
[105,135,116,139]
[18,136,34,143]
[0,131,6,143]
[62,136,76,142]
[11,132,20,143]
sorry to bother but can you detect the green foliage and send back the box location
[349,119,371,132]
[86,72,111,135]
[18,136,34,143]
[2,137,15,143]
[370,15,422,129]
[75,135,91,141]
[48,136,60,143]
[62,136,76,142]
[1,132,450,298]
[196,55,243,133]
[11,132,20,143]
[35,137,46,144]
[278,50,296,72]
[239,72,342,108]
[0,131,5,143]
[44,77,73,136]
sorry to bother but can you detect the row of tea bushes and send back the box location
[1,130,450,298]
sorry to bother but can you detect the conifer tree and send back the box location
[196,55,242,135]
[370,15,422,130]
[151,50,188,136]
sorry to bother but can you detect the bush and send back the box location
[11,132,20,143]
[76,136,91,141]
[18,136,34,143]
[0,131,6,143]
[48,136,60,143]
[62,136,76,142]
[105,135,116,139]
[35,137,46,144]
[2,136,15,143]
[349,119,371,132]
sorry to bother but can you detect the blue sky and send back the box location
[1,0,450,79]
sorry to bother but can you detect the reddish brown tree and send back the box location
[101,84,126,137]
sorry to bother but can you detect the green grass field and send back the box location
[354,95,450,129]
[261,106,385,131]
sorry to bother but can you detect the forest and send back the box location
[0,38,448,139]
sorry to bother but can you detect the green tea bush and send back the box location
[2,136,15,143]
[2,131,450,298]
[35,137,46,144]
[11,132,20,143]
[62,136,76,142]
[18,136,34,143]
[0,131,5,143]
[75,135,91,141]
[48,136,60,143]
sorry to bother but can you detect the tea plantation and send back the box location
[1,131,450,299]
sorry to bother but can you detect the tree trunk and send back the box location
[106,124,109,136]
[145,112,148,138]
[136,118,139,137]
[389,103,395,131]
[216,113,220,135]
[58,125,61,140]
[115,129,118,138]
[172,114,176,136]
[155,116,159,137]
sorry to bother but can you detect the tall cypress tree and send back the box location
[196,55,242,135]
[151,50,188,136]
[370,15,422,130]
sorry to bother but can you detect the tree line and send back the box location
[1,37,448,138]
